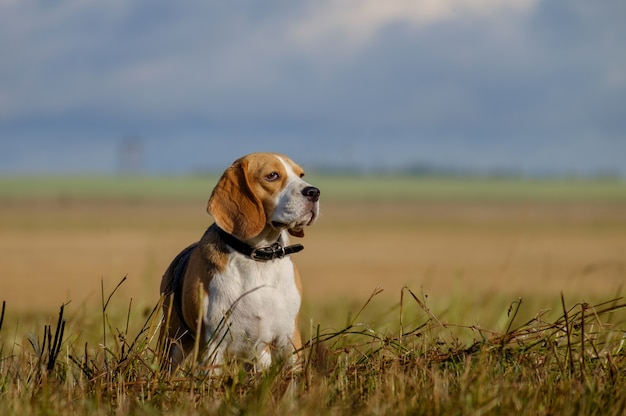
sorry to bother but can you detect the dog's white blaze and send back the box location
[275,155,298,180]
[203,252,301,366]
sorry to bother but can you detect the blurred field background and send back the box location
[1,174,625,333]
[2,3,625,412]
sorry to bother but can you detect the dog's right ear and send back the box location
[207,158,266,240]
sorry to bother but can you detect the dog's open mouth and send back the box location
[271,220,305,232]
[271,211,317,232]
[306,209,317,225]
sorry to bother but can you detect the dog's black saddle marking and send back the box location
[169,242,198,337]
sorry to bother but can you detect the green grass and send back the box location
[1,285,625,415]
[0,175,219,201]
[1,174,625,202]
[314,175,626,202]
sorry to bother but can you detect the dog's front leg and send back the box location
[255,345,273,370]
[200,334,227,371]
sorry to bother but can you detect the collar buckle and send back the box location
[250,243,282,261]
[216,226,304,262]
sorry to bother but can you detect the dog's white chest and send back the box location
[205,254,300,359]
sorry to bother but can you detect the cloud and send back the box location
[0,0,134,119]
[0,0,624,175]
[290,0,540,49]
[0,0,544,123]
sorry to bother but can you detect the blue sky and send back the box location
[1,0,625,175]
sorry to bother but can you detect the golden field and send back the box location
[1,176,625,323]
[1,175,626,415]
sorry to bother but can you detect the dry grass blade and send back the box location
[1,289,625,415]
[0,300,5,336]
[46,304,66,372]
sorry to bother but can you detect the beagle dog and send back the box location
[160,152,320,371]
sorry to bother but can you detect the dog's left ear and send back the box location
[207,158,266,240]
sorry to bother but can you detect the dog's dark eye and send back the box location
[299,172,305,178]
[265,172,280,182]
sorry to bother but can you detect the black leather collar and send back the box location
[216,226,304,262]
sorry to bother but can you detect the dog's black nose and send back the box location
[302,186,320,202]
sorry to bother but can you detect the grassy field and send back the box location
[2,174,626,202]
[1,175,625,414]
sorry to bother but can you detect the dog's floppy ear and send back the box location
[207,158,266,240]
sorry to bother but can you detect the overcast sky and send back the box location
[1,0,625,175]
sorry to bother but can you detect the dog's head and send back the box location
[207,152,320,240]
